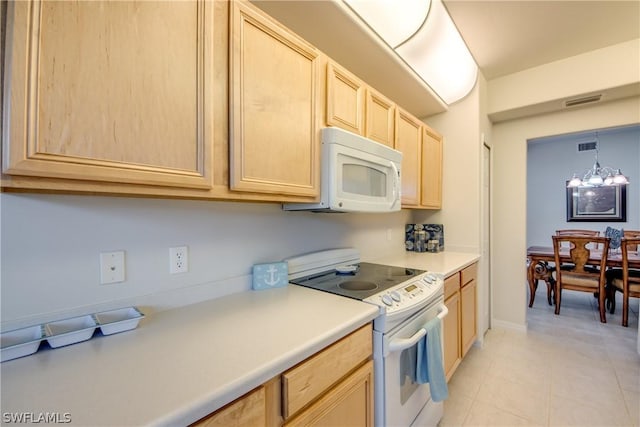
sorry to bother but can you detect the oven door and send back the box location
[374,296,447,427]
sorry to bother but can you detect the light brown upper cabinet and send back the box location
[230,1,322,198]
[395,108,423,207]
[394,107,443,210]
[365,89,395,148]
[420,126,443,209]
[325,61,365,136]
[3,0,214,189]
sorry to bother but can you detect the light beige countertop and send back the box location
[370,251,481,277]
[0,285,379,426]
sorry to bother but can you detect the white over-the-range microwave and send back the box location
[284,127,402,213]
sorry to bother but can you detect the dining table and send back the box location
[526,245,640,307]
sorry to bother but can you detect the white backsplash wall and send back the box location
[0,193,410,329]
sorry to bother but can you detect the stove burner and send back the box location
[289,261,426,301]
[374,266,417,277]
[338,280,378,291]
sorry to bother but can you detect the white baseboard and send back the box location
[490,318,527,333]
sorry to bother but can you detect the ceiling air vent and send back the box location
[577,141,597,152]
[565,94,602,108]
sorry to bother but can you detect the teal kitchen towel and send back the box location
[416,316,449,402]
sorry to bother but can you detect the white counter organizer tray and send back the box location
[45,315,97,348]
[0,325,44,362]
[94,307,144,335]
[1,306,145,362]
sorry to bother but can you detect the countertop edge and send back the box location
[1,286,380,427]
[369,251,481,277]
[160,304,379,426]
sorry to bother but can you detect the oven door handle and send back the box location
[388,329,426,353]
[437,304,449,319]
[387,304,449,353]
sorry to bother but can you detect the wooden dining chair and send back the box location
[556,229,601,249]
[535,230,603,304]
[552,235,610,323]
[556,229,600,236]
[605,237,640,327]
[623,230,640,251]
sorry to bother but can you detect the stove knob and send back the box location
[381,295,393,306]
[424,275,433,284]
[390,291,401,302]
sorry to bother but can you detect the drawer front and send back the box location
[193,386,265,427]
[444,273,460,300]
[461,262,478,287]
[284,360,374,427]
[282,323,372,419]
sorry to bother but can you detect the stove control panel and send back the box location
[364,272,444,314]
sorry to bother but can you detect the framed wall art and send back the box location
[566,183,627,222]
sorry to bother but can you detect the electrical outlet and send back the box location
[169,246,188,274]
[100,251,125,284]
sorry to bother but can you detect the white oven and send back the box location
[373,294,447,427]
[285,248,447,427]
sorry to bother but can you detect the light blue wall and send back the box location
[527,124,640,247]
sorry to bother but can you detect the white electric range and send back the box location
[285,248,447,427]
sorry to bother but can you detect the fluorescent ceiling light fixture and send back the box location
[344,0,478,105]
[343,0,430,48]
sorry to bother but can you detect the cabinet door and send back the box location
[282,324,372,419]
[285,360,373,427]
[443,291,461,382]
[3,1,213,189]
[230,1,321,198]
[421,126,443,209]
[461,279,477,357]
[395,109,422,207]
[193,386,266,427]
[326,62,365,135]
[365,88,395,147]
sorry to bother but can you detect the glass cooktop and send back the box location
[289,262,425,300]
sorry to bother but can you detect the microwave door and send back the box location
[334,150,399,212]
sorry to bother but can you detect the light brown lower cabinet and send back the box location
[192,387,266,427]
[442,262,478,381]
[192,324,373,427]
[461,278,478,356]
[443,278,461,381]
[284,360,373,427]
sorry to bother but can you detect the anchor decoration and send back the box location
[252,262,288,290]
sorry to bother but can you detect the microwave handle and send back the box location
[390,161,400,209]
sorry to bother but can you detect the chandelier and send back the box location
[567,134,629,188]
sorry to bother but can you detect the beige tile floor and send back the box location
[440,285,640,427]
